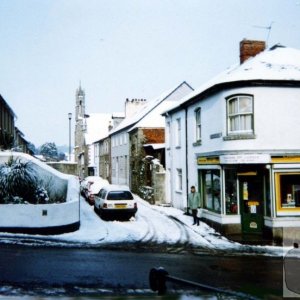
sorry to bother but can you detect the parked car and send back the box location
[80,176,109,205]
[94,185,137,219]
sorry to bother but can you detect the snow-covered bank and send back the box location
[0,193,285,256]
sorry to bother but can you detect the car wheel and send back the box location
[100,209,107,220]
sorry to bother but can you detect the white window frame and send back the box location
[227,95,254,135]
[176,118,181,147]
[195,108,201,142]
[176,168,183,192]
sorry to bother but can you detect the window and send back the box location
[176,118,181,147]
[276,173,300,211]
[195,108,201,142]
[201,169,221,213]
[224,169,238,215]
[107,191,134,200]
[176,168,182,191]
[227,95,253,134]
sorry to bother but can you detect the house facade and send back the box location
[110,82,193,188]
[0,94,16,150]
[110,99,148,186]
[0,94,32,153]
[165,40,300,243]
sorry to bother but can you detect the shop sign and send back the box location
[197,157,220,165]
[272,156,300,163]
[220,154,271,164]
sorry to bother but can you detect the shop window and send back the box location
[276,173,300,210]
[202,170,221,213]
[226,95,254,137]
[224,169,238,215]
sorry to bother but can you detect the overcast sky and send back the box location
[1,0,300,147]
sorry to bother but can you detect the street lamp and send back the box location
[68,113,72,161]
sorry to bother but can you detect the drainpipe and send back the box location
[185,107,189,214]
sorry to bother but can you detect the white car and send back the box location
[94,185,137,219]
[80,176,109,205]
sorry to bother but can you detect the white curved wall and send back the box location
[0,151,80,232]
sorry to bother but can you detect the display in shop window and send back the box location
[278,174,300,208]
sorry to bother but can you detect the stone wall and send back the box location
[151,160,166,205]
[47,162,78,176]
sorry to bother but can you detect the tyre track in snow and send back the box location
[136,200,190,246]
[137,214,157,243]
[136,200,181,244]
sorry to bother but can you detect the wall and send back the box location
[188,86,300,155]
[151,161,166,204]
[0,152,80,234]
[143,128,165,143]
[111,131,129,185]
[165,109,187,210]
[47,162,78,175]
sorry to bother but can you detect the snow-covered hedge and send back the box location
[0,152,80,234]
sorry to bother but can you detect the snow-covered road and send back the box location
[0,195,285,256]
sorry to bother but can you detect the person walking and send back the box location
[188,186,201,226]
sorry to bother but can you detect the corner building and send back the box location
[164,41,300,243]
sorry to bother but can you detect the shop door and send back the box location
[239,174,264,234]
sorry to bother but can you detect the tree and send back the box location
[27,142,37,155]
[39,142,58,161]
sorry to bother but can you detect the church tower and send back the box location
[74,83,87,169]
[75,83,85,121]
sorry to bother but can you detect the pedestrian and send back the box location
[188,186,201,226]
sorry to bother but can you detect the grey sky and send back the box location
[1,0,300,147]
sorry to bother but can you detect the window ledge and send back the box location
[175,146,181,149]
[223,133,256,141]
[193,140,202,147]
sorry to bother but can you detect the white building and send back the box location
[110,82,193,186]
[164,40,300,243]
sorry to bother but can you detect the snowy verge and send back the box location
[0,193,286,256]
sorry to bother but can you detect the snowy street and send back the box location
[0,195,284,256]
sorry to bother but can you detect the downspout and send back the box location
[185,107,189,214]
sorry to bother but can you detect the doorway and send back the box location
[239,172,264,234]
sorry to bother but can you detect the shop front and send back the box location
[197,154,300,242]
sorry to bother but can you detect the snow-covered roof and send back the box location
[143,143,165,150]
[165,45,300,113]
[128,100,175,131]
[85,113,113,145]
[109,81,193,135]
[112,112,125,118]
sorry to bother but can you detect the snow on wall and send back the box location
[0,151,80,231]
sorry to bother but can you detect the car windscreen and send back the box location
[107,191,134,200]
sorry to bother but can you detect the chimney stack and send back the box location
[240,39,266,64]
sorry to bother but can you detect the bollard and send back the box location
[149,267,258,299]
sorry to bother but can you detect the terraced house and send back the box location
[0,94,15,150]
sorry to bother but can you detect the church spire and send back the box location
[75,82,85,121]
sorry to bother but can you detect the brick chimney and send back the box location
[240,39,266,64]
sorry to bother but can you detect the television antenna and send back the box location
[253,22,274,46]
